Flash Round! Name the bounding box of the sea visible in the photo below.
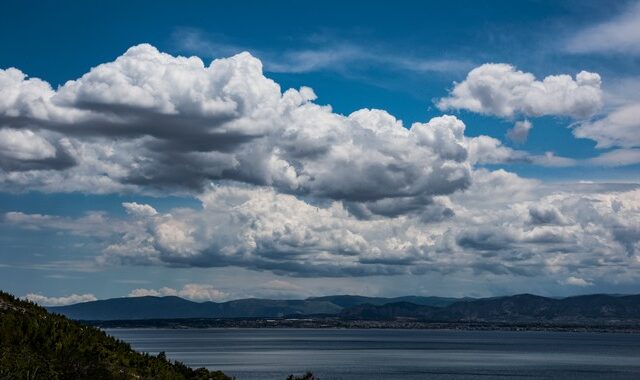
[106,328,640,379]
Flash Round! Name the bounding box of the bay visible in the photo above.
[106,328,640,379]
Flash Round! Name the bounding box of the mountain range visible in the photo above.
[48,295,459,320]
[340,294,640,323]
[48,293,640,323]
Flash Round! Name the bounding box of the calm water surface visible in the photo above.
[106,328,640,379]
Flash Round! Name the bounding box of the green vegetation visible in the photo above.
[286,372,317,380]
[0,291,231,380]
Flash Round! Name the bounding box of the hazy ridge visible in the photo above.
[48,293,640,324]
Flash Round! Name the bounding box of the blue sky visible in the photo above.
[1,0,640,305]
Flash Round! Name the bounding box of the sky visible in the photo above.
[1,0,640,305]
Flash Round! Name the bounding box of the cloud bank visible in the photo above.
[0,44,474,217]
[1,44,638,287]
[7,175,639,285]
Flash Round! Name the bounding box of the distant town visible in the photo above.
[91,316,640,333]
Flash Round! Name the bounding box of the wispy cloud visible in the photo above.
[16,260,102,273]
[565,1,640,55]
[172,28,474,75]
[113,279,151,285]
[586,149,640,167]
[45,274,82,280]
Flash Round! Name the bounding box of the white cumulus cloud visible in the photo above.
[0,44,472,213]
[24,293,97,306]
[437,63,602,119]
[506,120,533,144]
[0,129,56,160]
[128,283,228,301]
[7,175,640,285]
[123,202,158,217]
[561,276,593,287]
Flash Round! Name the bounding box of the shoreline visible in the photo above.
[89,318,640,333]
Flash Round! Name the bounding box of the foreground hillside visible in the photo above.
[0,291,230,380]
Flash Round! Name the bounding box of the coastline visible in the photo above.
[90,317,640,333]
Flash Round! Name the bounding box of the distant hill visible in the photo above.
[339,302,439,320]
[49,296,342,320]
[433,293,640,322]
[308,295,463,308]
[48,294,462,320]
[47,293,640,324]
[0,291,230,380]
[340,294,640,323]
